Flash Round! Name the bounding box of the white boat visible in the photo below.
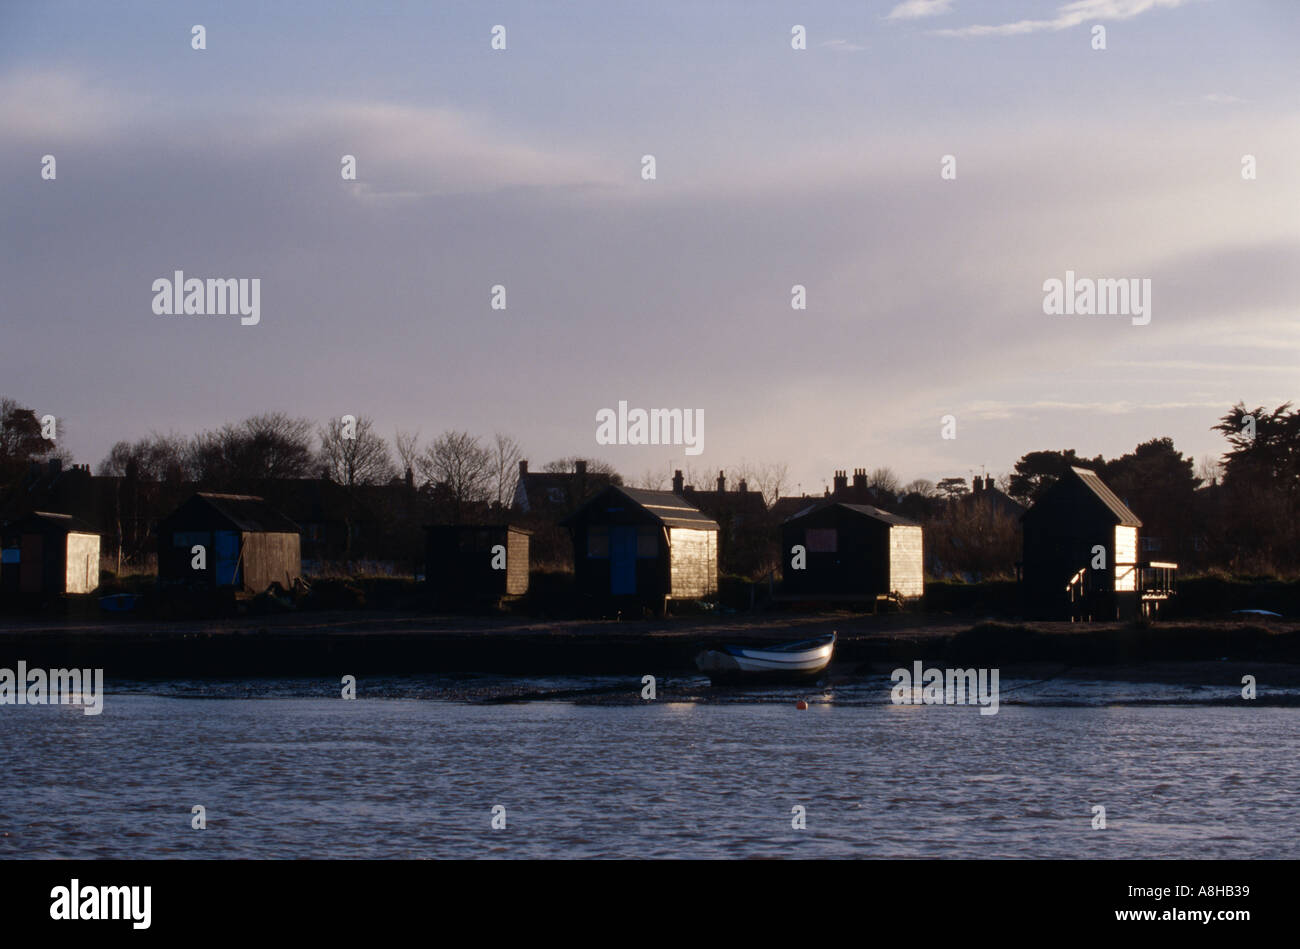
[695,632,836,684]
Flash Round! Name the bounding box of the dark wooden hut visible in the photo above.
[562,485,719,612]
[1020,466,1176,620]
[780,502,924,603]
[425,524,530,600]
[157,492,301,594]
[0,511,101,596]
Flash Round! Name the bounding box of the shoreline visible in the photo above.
[2,611,1298,683]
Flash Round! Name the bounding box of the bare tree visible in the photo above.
[97,433,188,480]
[491,433,523,508]
[394,429,421,480]
[902,478,937,498]
[188,412,315,486]
[634,465,672,491]
[318,415,396,487]
[543,457,621,482]
[733,461,788,508]
[418,430,493,519]
[868,467,900,495]
[1196,454,1223,487]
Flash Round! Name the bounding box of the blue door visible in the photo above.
[214,531,241,587]
[610,526,637,595]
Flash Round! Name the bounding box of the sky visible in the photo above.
[2,0,1297,495]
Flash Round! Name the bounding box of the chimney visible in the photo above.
[972,476,982,495]
[833,470,848,495]
[672,470,684,494]
[405,466,414,490]
[574,460,587,477]
[518,459,528,478]
[985,475,994,493]
[852,468,867,492]
[716,470,726,493]
[738,479,748,493]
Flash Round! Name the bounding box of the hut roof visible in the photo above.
[784,501,919,527]
[564,485,720,530]
[18,511,100,534]
[423,523,532,534]
[184,493,301,533]
[1069,467,1142,527]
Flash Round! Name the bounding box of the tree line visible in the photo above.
[1,397,1297,577]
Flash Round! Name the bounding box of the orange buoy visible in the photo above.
[795,700,808,710]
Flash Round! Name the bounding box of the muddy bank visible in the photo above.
[2,611,1298,679]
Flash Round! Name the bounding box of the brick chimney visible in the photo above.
[518,459,528,478]
[737,479,748,493]
[972,475,982,495]
[716,470,726,493]
[985,475,994,492]
[574,460,586,477]
[672,469,684,494]
[852,468,867,492]
[832,469,848,495]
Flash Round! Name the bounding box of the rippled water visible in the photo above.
[2,676,1296,858]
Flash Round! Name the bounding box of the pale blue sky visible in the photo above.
[2,0,1297,491]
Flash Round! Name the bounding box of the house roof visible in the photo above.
[784,501,919,527]
[1069,467,1142,527]
[514,469,614,517]
[186,492,301,533]
[564,485,720,530]
[679,487,768,518]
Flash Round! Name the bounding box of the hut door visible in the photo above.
[609,526,637,595]
[19,534,42,593]
[214,531,241,587]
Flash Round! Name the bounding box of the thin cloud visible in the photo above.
[934,0,1198,38]
[886,0,955,20]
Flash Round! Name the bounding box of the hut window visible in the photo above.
[636,527,659,558]
[588,526,609,557]
[805,528,837,553]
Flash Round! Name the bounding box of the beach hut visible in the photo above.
[562,485,719,611]
[157,492,301,594]
[0,512,100,596]
[1020,466,1174,620]
[425,524,530,600]
[780,502,924,603]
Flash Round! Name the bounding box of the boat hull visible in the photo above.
[695,634,836,685]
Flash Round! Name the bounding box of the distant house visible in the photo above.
[780,502,924,602]
[673,470,769,576]
[0,512,101,596]
[425,524,530,600]
[563,485,719,611]
[962,475,1026,519]
[157,493,301,594]
[512,460,614,521]
[1021,467,1176,620]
